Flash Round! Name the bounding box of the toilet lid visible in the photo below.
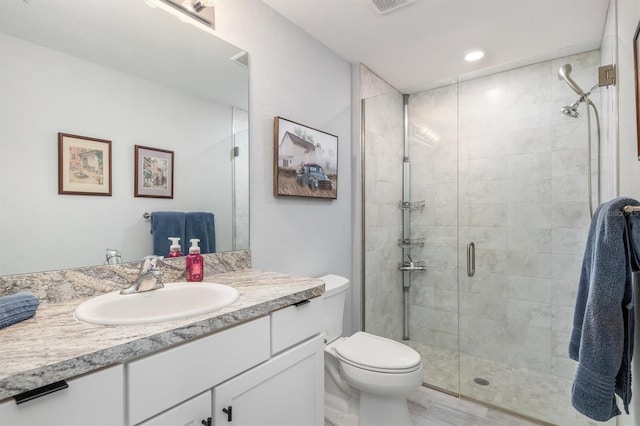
[334,332,421,373]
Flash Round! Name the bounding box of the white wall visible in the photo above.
[619,0,640,198]
[212,1,353,329]
[0,34,236,274]
[616,1,640,424]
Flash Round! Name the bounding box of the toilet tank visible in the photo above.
[319,274,349,343]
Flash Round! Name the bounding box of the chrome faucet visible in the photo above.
[104,248,122,265]
[120,255,164,295]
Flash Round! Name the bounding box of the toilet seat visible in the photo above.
[334,332,422,374]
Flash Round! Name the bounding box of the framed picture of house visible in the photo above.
[58,132,112,196]
[134,145,174,198]
[273,116,338,199]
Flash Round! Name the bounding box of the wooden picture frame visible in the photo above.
[58,132,112,196]
[134,145,174,198]
[273,116,338,199]
[634,20,640,160]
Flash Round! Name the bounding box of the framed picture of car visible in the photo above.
[134,145,174,198]
[273,116,338,199]
[58,132,112,196]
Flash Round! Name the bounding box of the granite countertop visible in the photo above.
[0,269,324,401]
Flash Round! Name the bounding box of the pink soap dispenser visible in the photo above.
[167,237,183,258]
[186,239,204,282]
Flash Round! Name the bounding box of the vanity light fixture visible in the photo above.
[145,0,215,30]
[464,50,485,62]
[186,0,206,13]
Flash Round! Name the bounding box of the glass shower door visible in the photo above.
[455,53,600,425]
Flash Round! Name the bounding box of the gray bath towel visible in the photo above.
[570,197,640,421]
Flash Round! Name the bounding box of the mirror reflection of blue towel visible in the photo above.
[150,211,186,256]
[0,291,40,329]
[150,211,215,255]
[186,212,215,254]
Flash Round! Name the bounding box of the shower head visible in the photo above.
[558,64,588,98]
[558,83,599,118]
[560,101,581,118]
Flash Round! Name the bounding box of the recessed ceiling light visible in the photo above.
[465,50,485,62]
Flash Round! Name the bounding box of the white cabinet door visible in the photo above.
[0,364,124,426]
[213,335,324,426]
[128,316,270,425]
[137,391,211,426]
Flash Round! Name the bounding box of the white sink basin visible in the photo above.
[74,282,239,326]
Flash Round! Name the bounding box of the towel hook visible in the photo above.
[143,212,151,219]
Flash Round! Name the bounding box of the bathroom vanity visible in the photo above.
[0,258,325,426]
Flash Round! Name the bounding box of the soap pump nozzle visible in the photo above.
[167,237,182,257]
[189,238,201,254]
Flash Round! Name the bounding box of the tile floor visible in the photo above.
[408,386,544,426]
[404,340,612,426]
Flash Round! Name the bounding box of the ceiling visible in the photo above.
[262,0,611,93]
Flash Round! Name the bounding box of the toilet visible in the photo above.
[320,274,423,426]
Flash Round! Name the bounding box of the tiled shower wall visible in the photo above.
[408,49,600,382]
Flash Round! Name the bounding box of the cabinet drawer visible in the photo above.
[137,390,211,426]
[0,364,124,426]
[127,316,270,425]
[271,296,323,355]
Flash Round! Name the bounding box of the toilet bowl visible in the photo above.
[320,275,423,426]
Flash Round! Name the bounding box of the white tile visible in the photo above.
[552,149,588,177]
[468,203,508,227]
[507,251,552,278]
[552,227,588,255]
[507,299,552,328]
[507,178,552,203]
[508,275,552,304]
[508,152,551,180]
[507,203,552,228]
[508,227,552,253]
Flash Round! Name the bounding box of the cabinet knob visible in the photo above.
[201,417,212,426]
[223,405,233,422]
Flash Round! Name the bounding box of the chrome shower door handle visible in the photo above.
[467,242,475,277]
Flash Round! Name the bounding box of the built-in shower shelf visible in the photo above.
[398,200,425,211]
[398,238,425,248]
[398,260,426,271]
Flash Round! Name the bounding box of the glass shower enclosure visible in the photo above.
[362,46,613,426]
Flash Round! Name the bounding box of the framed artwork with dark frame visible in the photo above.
[634,20,640,160]
[134,145,174,198]
[58,132,112,196]
[273,116,338,199]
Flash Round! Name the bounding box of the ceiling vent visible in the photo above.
[364,0,415,15]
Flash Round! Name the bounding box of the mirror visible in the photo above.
[0,0,249,275]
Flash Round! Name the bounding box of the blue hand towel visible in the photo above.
[185,212,215,254]
[150,211,186,256]
[0,291,40,329]
[570,197,640,421]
